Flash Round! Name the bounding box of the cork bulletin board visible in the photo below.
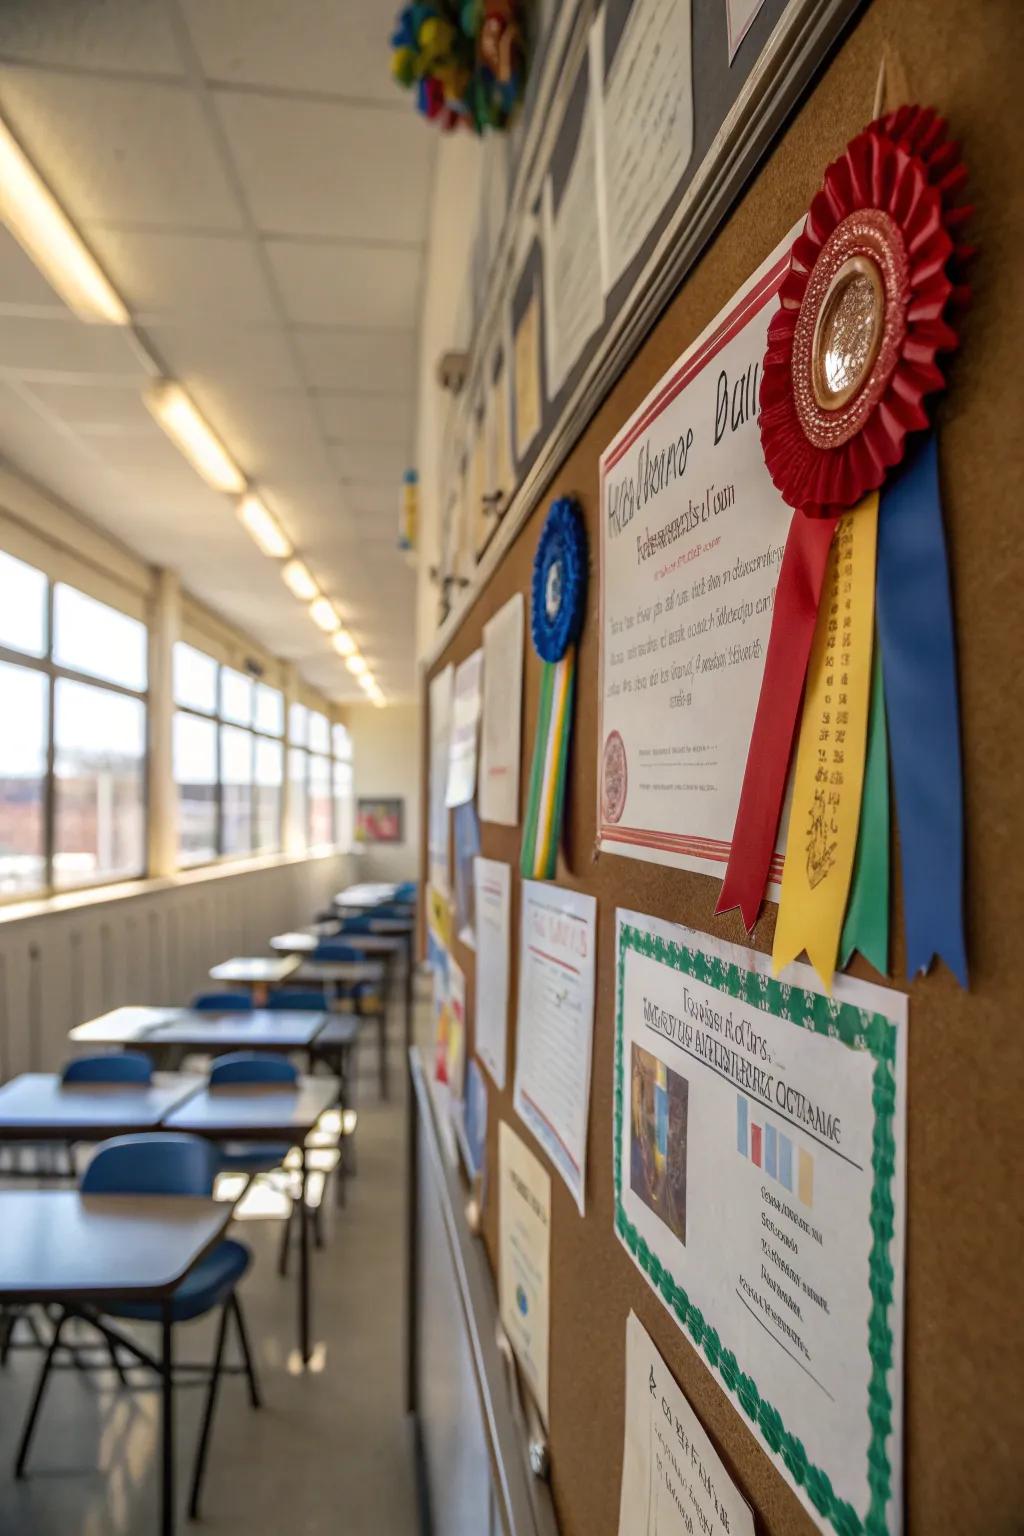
[419,2,1024,1532]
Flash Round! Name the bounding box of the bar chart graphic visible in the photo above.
[736,1093,813,1207]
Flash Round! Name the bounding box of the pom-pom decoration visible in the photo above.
[389,1,525,133]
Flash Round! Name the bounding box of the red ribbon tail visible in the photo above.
[716,511,839,930]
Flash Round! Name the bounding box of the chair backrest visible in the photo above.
[267,991,326,1012]
[313,941,361,962]
[81,1132,218,1196]
[63,1051,153,1085]
[337,915,372,934]
[209,1052,297,1086]
[192,992,253,1012]
[395,881,417,904]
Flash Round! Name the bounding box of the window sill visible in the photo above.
[0,846,351,928]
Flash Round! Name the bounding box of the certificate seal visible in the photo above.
[602,730,628,824]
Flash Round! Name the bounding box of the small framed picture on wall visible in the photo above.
[356,797,405,845]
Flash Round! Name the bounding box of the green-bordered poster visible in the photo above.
[613,909,907,1536]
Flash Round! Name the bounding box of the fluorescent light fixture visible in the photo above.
[357,671,376,693]
[331,628,357,659]
[309,596,340,633]
[0,116,128,324]
[372,695,387,709]
[345,653,368,677]
[281,559,319,603]
[237,494,292,559]
[145,382,245,493]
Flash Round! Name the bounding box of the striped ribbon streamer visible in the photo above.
[520,649,576,880]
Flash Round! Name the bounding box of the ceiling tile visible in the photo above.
[185,382,334,483]
[344,484,397,517]
[317,391,414,446]
[20,380,154,433]
[0,313,150,377]
[294,328,417,393]
[86,229,280,323]
[0,69,244,230]
[215,91,433,243]
[143,322,301,392]
[179,0,395,101]
[0,226,74,310]
[0,0,184,76]
[269,241,422,329]
[331,441,409,484]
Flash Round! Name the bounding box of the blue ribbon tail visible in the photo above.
[876,434,968,987]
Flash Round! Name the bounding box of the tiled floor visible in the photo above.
[0,1025,419,1536]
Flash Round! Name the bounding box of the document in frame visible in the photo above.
[613,908,907,1536]
[591,0,694,294]
[428,664,453,893]
[513,880,597,1215]
[473,856,511,1088]
[618,1311,754,1536]
[596,229,802,890]
[542,63,604,397]
[479,592,525,826]
[446,647,484,808]
[498,1120,551,1425]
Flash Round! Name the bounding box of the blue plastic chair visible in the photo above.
[267,991,326,1012]
[395,881,417,903]
[192,992,252,1012]
[209,1052,296,1174]
[15,1133,259,1519]
[312,941,362,962]
[62,1051,153,1084]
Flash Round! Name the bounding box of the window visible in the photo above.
[288,746,308,851]
[173,642,217,714]
[308,710,330,754]
[0,661,48,894]
[172,642,286,864]
[254,737,283,852]
[54,680,146,889]
[309,753,333,846]
[221,725,253,856]
[333,724,354,852]
[289,701,307,746]
[0,552,47,658]
[0,554,148,899]
[53,584,147,691]
[174,711,217,866]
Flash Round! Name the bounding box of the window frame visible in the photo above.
[0,572,150,903]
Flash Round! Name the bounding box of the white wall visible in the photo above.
[349,702,421,884]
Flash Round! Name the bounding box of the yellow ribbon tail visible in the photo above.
[773,495,879,993]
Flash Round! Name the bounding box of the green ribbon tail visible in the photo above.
[840,641,890,974]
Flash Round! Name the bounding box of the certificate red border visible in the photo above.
[597,248,790,882]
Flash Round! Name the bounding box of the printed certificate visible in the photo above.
[597,232,799,887]
[614,909,907,1536]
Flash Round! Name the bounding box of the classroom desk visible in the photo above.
[207,954,300,1004]
[70,1006,181,1045]
[292,958,388,1097]
[0,1188,230,1536]
[0,1073,201,1145]
[164,1078,337,1365]
[333,882,398,909]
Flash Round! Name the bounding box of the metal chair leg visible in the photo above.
[0,1307,14,1366]
[187,1302,230,1521]
[106,1333,128,1386]
[230,1293,261,1410]
[15,1309,66,1477]
[277,1203,293,1278]
[312,1197,324,1250]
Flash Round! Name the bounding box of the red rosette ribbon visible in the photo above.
[717,106,969,931]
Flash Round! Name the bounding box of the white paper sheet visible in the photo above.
[473,857,511,1089]
[479,593,525,826]
[513,881,597,1214]
[499,1120,551,1425]
[597,229,802,889]
[613,909,907,1536]
[725,0,768,61]
[542,67,603,396]
[445,648,484,809]
[618,1311,755,1536]
[592,0,694,294]
[428,665,453,893]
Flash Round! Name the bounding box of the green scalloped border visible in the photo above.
[613,921,898,1536]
